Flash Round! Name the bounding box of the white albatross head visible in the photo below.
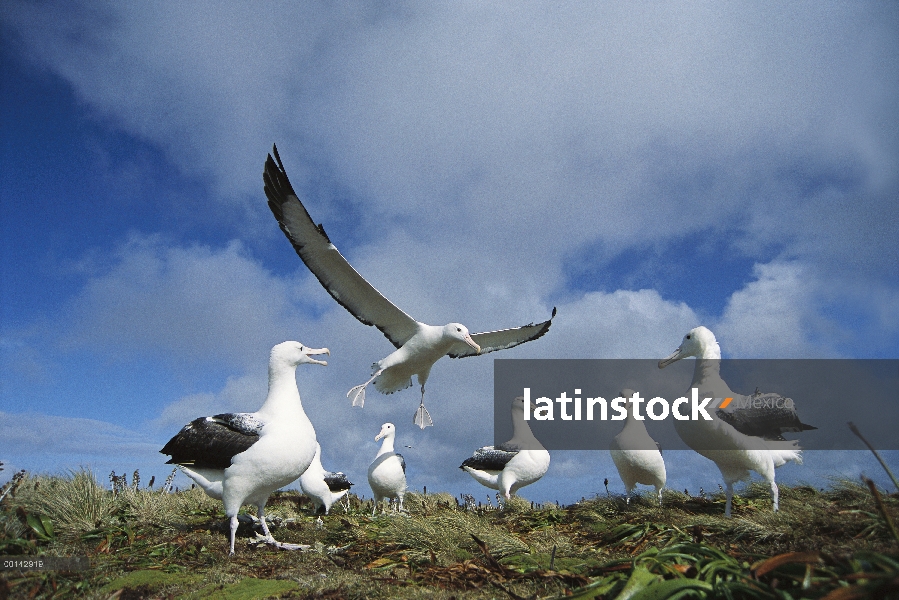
[619,389,638,416]
[444,323,481,353]
[658,326,719,368]
[511,396,526,413]
[270,340,330,369]
[375,422,396,442]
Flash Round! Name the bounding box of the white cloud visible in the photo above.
[541,289,698,358]
[151,373,267,432]
[60,235,311,371]
[715,261,827,358]
[711,260,899,358]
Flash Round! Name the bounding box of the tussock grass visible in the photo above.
[15,470,119,539]
[376,502,529,564]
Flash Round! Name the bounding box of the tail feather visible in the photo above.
[772,449,802,467]
[178,465,224,499]
[374,371,413,395]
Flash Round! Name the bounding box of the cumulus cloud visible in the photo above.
[715,261,830,358]
[60,234,312,371]
[151,373,268,432]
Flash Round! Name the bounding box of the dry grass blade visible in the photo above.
[864,477,899,543]
[751,551,822,578]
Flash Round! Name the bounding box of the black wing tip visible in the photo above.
[263,143,297,200]
[270,144,287,177]
[450,306,557,358]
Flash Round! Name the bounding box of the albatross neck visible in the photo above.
[377,435,396,456]
[690,341,722,388]
[257,364,303,419]
[510,407,541,446]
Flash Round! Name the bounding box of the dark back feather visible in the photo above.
[324,472,354,492]
[717,393,817,440]
[460,446,518,471]
[160,414,262,470]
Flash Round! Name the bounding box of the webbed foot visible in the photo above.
[413,402,433,429]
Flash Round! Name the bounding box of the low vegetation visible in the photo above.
[1,469,897,599]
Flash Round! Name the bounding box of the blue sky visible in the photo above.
[1,2,897,504]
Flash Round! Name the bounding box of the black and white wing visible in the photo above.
[396,453,406,474]
[266,146,556,355]
[717,392,817,440]
[160,413,264,470]
[448,307,556,358]
[459,445,519,471]
[264,146,419,349]
[323,471,354,492]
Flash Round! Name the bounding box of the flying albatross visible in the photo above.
[609,389,666,506]
[160,341,329,554]
[460,396,550,502]
[263,145,556,428]
[658,326,813,516]
[299,442,354,515]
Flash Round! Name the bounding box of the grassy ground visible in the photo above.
[1,470,897,599]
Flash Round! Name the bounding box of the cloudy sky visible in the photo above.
[1,2,897,503]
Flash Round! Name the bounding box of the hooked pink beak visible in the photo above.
[658,346,683,369]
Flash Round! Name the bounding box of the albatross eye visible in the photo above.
[456,327,462,332]
[686,335,691,339]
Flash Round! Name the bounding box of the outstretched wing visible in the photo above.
[160,413,263,470]
[460,446,518,471]
[449,307,556,358]
[323,471,354,492]
[264,145,419,349]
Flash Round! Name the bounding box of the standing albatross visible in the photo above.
[658,326,812,516]
[160,341,329,554]
[300,442,354,515]
[609,389,666,506]
[263,145,556,428]
[368,423,407,515]
[460,396,550,502]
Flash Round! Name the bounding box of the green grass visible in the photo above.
[0,471,896,599]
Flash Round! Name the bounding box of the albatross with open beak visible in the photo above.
[160,341,329,554]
